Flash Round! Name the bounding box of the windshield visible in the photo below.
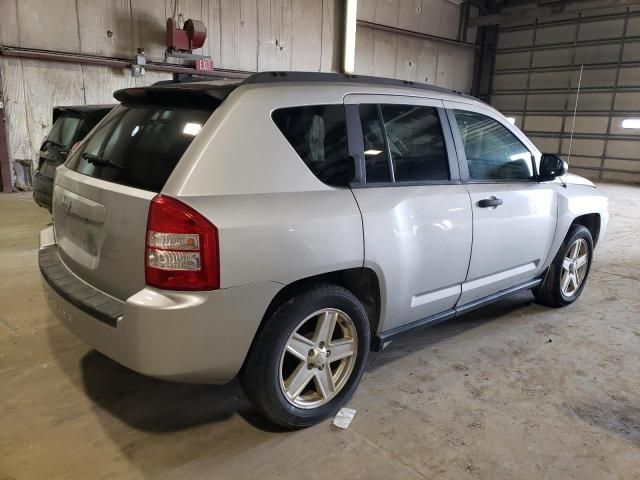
[66,103,214,192]
[46,114,83,149]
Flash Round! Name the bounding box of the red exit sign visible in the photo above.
[195,59,214,71]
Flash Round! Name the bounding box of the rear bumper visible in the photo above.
[39,227,282,383]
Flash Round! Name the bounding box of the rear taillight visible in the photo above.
[145,195,219,290]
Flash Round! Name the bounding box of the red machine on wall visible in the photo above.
[165,17,213,72]
[166,18,207,53]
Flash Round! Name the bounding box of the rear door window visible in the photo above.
[66,104,213,192]
[359,104,392,183]
[379,104,449,182]
[357,104,450,184]
[272,105,351,187]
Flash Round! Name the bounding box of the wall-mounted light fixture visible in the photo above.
[343,0,357,74]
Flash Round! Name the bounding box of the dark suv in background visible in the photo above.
[33,105,113,211]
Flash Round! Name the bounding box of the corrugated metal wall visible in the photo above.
[491,7,640,184]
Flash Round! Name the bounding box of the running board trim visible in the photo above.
[371,278,542,351]
[371,309,455,351]
[455,278,542,316]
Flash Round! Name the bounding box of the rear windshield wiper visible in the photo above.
[82,152,124,169]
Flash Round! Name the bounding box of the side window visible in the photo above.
[272,105,351,187]
[359,104,392,183]
[379,104,449,182]
[454,110,534,181]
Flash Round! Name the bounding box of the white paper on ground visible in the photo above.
[333,407,356,429]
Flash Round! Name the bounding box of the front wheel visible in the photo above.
[241,285,370,429]
[534,224,594,307]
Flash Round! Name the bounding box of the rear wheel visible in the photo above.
[534,224,593,307]
[241,284,370,428]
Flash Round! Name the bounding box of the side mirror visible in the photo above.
[539,153,568,181]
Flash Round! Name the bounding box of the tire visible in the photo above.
[533,224,594,308]
[241,284,370,429]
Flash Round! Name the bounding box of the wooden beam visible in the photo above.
[469,0,640,27]
[0,103,12,192]
[0,46,251,79]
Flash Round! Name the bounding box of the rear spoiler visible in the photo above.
[113,84,235,109]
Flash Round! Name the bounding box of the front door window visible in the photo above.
[454,110,534,181]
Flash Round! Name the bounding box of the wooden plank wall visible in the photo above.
[0,0,340,180]
[354,0,474,93]
[1,0,340,69]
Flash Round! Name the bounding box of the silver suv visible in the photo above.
[39,72,609,428]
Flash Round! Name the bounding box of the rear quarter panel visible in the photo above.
[180,191,364,288]
[164,84,364,288]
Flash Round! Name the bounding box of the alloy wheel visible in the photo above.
[278,308,358,409]
[561,238,589,297]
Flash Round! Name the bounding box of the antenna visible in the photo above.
[567,64,583,164]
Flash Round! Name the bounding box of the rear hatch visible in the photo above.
[53,85,232,300]
[37,111,84,179]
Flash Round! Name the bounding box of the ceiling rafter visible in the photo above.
[469,0,640,26]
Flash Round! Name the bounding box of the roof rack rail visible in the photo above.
[242,71,466,96]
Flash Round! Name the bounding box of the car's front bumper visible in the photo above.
[39,226,282,384]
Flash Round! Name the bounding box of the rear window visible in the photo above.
[66,103,213,192]
[272,105,351,187]
[47,114,83,149]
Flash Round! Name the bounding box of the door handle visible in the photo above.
[478,197,503,208]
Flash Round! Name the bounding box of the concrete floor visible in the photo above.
[0,183,639,480]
